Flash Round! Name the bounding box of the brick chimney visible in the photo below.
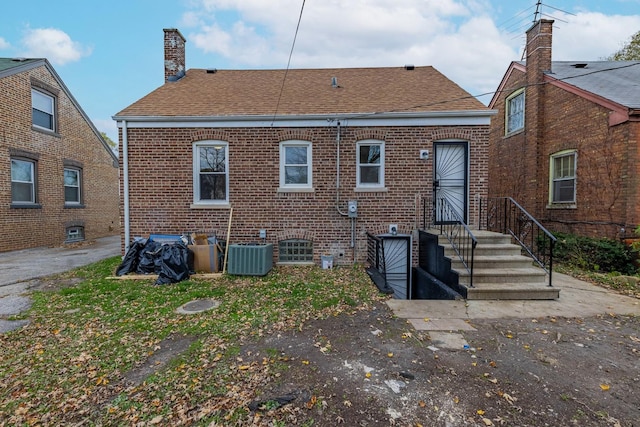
[164,28,186,83]
[525,19,553,85]
[524,19,554,220]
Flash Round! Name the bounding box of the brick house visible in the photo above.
[488,20,640,239]
[113,29,494,267]
[0,58,120,252]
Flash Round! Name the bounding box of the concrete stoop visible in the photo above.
[437,229,559,301]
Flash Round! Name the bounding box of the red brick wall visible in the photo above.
[489,67,638,239]
[0,64,120,252]
[120,124,489,264]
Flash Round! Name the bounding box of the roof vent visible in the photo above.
[404,64,415,70]
[206,68,217,74]
[572,63,588,69]
[331,76,338,88]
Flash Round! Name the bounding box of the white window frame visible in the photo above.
[356,140,385,189]
[279,140,313,191]
[549,150,577,205]
[11,158,36,204]
[32,89,56,132]
[193,141,229,205]
[64,167,82,205]
[505,89,525,135]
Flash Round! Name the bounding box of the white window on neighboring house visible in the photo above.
[505,89,525,134]
[279,141,312,190]
[32,89,56,131]
[550,150,577,204]
[11,158,36,204]
[193,141,229,204]
[357,140,384,188]
[64,168,82,205]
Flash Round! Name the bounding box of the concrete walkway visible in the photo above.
[388,272,640,329]
[0,236,121,333]
[0,235,120,290]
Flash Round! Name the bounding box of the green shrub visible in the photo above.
[552,232,636,275]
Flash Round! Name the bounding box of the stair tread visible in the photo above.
[450,255,533,261]
[455,267,547,276]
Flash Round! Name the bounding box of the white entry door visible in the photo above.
[433,142,468,224]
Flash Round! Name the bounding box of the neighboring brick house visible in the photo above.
[113,29,495,265]
[0,58,120,252]
[488,20,640,240]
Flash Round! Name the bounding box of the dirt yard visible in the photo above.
[238,301,639,426]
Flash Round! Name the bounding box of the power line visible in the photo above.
[339,62,640,122]
[271,0,306,126]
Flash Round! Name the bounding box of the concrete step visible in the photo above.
[464,282,560,300]
[455,267,547,285]
[444,243,523,257]
[450,255,535,270]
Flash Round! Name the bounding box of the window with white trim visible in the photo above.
[193,141,228,204]
[32,89,56,131]
[549,150,577,204]
[64,168,82,205]
[357,140,384,188]
[505,89,525,134]
[11,158,36,204]
[280,141,312,189]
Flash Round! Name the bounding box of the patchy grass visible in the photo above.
[0,257,385,426]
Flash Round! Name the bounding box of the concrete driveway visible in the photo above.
[0,235,121,332]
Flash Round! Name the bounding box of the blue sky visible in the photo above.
[1,0,639,143]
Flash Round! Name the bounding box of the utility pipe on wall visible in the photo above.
[335,120,348,217]
[122,121,130,254]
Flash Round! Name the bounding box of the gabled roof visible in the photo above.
[490,60,640,111]
[114,66,488,119]
[546,61,640,109]
[0,57,118,164]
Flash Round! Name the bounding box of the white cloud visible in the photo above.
[181,0,640,101]
[0,37,10,50]
[20,28,91,65]
[552,12,640,60]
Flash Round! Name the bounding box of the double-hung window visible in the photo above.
[280,141,312,190]
[193,141,228,204]
[32,89,56,131]
[357,140,384,188]
[64,168,82,205]
[505,89,525,134]
[11,159,36,204]
[550,150,577,204]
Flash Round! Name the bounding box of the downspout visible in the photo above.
[122,120,131,253]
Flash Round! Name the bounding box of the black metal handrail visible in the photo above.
[478,197,556,287]
[366,232,387,282]
[427,197,478,287]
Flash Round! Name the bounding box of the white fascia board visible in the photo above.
[113,110,496,129]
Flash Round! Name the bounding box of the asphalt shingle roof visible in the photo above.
[115,66,487,118]
[547,61,640,109]
[0,58,42,75]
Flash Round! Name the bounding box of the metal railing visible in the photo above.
[479,197,556,287]
[366,232,387,284]
[425,197,478,287]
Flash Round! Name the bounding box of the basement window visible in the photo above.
[278,239,313,263]
[66,226,85,243]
